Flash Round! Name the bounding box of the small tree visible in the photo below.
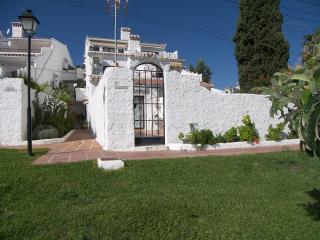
[189,59,213,83]
[188,64,195,72]
[234,0,289,92]
[257,28,320,157]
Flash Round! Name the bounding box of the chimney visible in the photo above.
[11,22,24,38]
[120,27,130,41]
[128,35,141,53]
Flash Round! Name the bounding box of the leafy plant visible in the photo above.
[19,74,42,92]
[199,129,216,147]
[178,124,218,150]
[237,115,260,142]
[224,127,239,143]
[214,133,226,144]
[178,132,185,142]
[256,36,320,156]
[265,123,285,141]
[32,87,75,138]
[33,125,59,140]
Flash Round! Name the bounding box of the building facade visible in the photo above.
[84,27,281,151]
[0,22,83,87]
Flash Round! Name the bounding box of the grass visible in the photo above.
[1,149,320,239]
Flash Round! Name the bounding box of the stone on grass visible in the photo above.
[97,158,124,170]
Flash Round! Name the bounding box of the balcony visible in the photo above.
[0,48,41,54]
[89,46,100,52]
[92,67,104,75]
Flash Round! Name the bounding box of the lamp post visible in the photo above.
[18,9,40,156]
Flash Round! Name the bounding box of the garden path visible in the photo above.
[32,129,299,165]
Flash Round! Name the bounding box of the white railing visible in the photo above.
[0,48,41,53]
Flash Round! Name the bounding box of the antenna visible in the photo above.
[105,0,129,67]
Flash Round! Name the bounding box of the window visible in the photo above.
[118,48,124,53]
[90,45,100,51]
[103,47,115,53]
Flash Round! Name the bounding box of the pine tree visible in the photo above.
[189,59,213,83]
[234,0,289,92]
[188,64,195,72]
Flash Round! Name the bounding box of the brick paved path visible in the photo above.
[32,129,299,165]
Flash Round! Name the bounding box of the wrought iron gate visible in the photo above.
[133,63,165,145]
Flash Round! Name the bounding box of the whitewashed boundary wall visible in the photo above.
[0,78,28,145]
[86,73,107,147]
[164,70,281,145]
[87,66,281,150]
[87,68,135,150]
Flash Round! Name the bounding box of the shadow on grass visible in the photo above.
[302,188,320,221]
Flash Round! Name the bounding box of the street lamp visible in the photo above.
[18,9,40,156]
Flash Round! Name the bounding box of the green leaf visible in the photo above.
[290,74,311,83]
[300,89,312,106]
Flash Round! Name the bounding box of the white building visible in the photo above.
[0,26,283,148]
[84,27,281,151]
[84,27,182,83]
[0,22,84,87]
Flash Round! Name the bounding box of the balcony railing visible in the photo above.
[0,48,42,53]
[92,68,104,75]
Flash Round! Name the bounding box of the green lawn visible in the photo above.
[1,149,320,240]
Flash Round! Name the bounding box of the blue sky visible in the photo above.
[1,0,319,89]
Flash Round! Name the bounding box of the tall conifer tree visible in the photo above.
[234,0,289,92]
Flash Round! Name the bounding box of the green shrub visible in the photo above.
[33,125,59,140]
[186,129,201,146]
[178,132,185,141]
[237,115,259,142]
[179,124,221,150]
[200,129,216,146]
[287,129,298,139]
[306,58,316,69]
[213,133,226,143]
[32,91,75,137]
[224,127,239,143]
[265,123,285,141]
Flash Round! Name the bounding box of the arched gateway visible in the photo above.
[133,63,165,146]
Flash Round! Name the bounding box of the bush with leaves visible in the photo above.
[224,127,239,143]
[33,125,59,140]
[178,124,223,150]
[214,133,226,144]
[237,115,260,142]
[265,123,285,141]
[256,31,320,156]
[32,85,75,138]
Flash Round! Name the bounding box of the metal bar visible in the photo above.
[157,74,159,136]
[151,69,154,137]
[27,35,33,156]
[144,70,147,137]
[139,71,142,136]
[162,71,165,139]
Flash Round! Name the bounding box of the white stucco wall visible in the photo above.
[32,39,74,85]
[85,56,281,150]
[104,68,135,150]
[0,78,27,145]
[87,68,135,150]
[15,39,75,86]
[86,74,107,146]
[75,88,87,102]
[164,70,280,144]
